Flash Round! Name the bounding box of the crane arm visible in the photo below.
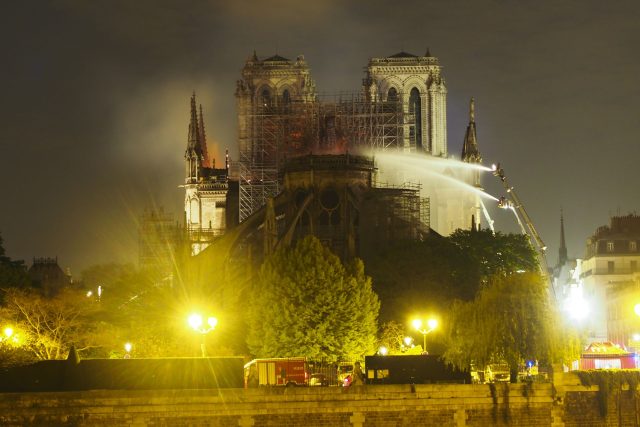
[493,163,555,299]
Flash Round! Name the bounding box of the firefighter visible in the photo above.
[351,361,365,385]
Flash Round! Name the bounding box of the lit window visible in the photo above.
[630,241,637,252]
[607,242,614,252]
[376,369,390,379]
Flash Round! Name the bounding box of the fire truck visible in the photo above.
[244,357,309,387]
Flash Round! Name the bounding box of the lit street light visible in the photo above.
[187,313,218,357]
[412,318,438,354]
[3,327,14,339]
[124,342,132,359]
[1,326,20,347]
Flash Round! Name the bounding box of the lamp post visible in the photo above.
[188,313,218,357]
[412,318,438,354]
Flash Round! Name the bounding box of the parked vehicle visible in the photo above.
[485,363,510,383]
[309,373,329,386]
[337,362,354,387]
[365,355,470,384]
[244,357,309,387]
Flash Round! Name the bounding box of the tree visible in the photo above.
[0,287,101,361]
[0,232,30,291]
[449,229,538,279]
[442,272,577,376]
[364,236,477,323]
[246,236,380,361]
[363,230,540,324]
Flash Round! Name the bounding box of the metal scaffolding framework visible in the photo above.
[372,182,429,236]
[238,93,412,222]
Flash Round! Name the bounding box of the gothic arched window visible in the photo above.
[409,87,422,150]
[260,87,272,107]
[387,87,398,102]
[282,89,291,104]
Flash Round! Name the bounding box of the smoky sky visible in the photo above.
[1,0,639,274]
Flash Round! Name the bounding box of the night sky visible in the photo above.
[1,0,639,275]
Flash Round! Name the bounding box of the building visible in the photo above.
[188,153,429,305]
[234,51,479,234]
[183,93,230,256]
[28,257,71,296]
[606,272,640,350]
[579,214,640,343]
[153,50,483,270]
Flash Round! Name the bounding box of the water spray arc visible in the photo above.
[479,199,495,233]
[375,152,499,202]
[374,151,500,234]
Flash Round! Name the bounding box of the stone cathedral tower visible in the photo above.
[364,50,447,156]
[235,52,317,221]
[184,93,228,256]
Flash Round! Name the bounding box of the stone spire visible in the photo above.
[187,92,201,156]
[198,104,211,168]
[558,209,568,267]
[185,92,202,182]
[461,98,481,163]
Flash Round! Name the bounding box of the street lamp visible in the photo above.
[412,318,438,354]
[1,326,20,346]
[124,342,132,359]
[188,313,218,357]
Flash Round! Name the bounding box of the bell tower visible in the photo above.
[364,49,447,156]
[235,52,317,222]
[183,93,228,256]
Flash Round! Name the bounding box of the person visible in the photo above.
[351,361,365,386]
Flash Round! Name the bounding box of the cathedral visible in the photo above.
[231,49,482,236]
[139,50,484,262]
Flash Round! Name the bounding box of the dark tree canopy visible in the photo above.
[448,229,539,278]
[363,230,539,323]
[246,236,379,361]
[0,232,30,290]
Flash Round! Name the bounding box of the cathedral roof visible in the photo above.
[388,51,418,58]
[263,54,290,62]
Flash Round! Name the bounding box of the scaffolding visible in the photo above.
[238,92,411,222]
[372,182,428,237]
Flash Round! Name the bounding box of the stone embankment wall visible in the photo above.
[0,372,638,426]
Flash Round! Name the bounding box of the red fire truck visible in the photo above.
[244,357,309,387]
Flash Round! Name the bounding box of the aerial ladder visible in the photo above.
[492,163,555,299]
